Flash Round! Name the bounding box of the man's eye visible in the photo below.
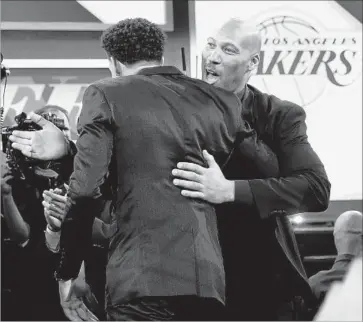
[207,42,216,49]
[224,47,236,54]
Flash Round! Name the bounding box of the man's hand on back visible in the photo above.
[172,150,235,204]
[9,112,70,160]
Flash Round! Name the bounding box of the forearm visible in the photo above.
[230,165,330,217]
[55,84,114,281]
[2,194,30,244]
[55,191,103,280]
[247,168,330,219]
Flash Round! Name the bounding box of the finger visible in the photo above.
[9,131,34,141]
[42,194,53,204]
[48,213,64,223]
[84,291,100,314]
[49,199,67,211]
[8,136,31,146]
[43,189,58,198]
[61,300,81,321]
[43,201,62,214]
[75,305,89,321]
[173,179,203,191]
[44,205,60,221]
[1,170,11,179]
[28,112,53,129]
[1,168,11,178]
[11,143,33,158]
[177,162,206,174]
[65,296,82,309]
[79,302,99,321]
[65,307,81,321]
[172,169,202,182]
[42,201,66,215]
[44,190,67,202]
[63,308,77,321]
[3,175,13,183]
[53,188,63,194]
[181,190,205,199]
[42,195,67,210]
[44,207,64,220]
[202,150,217,167]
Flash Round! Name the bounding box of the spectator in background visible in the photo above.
[314,256,362,321]
[1,105,73,321]
[34,105,71,139]
[309,210,363,304]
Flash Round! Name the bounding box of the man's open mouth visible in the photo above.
[205,69,219,77]
[205,68,220,84]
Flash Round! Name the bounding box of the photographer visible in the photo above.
[1,105,73,321]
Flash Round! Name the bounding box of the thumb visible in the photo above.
[28,112,55,129]
[202,150,217,167]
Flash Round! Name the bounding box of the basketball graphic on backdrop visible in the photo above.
[249,15,361,108]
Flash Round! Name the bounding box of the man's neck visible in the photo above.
[235,85,247,101]
[124,61,162,76]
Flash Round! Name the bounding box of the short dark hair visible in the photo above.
[34,105,70,122]
[101,18,166,65]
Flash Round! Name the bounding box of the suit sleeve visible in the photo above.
[55,84,114,280]
[234,105,331,219]
[233,122,280,205]
[236,121,280,178]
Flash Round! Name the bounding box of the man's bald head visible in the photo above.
[335,210,363,234]
[218,18,262,55]
[334,210,363,256]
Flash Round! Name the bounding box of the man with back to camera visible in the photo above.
[171,18,331,320]
[9,18,280,321]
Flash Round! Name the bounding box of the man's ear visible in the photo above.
[248,53,260,71]
[109,56,124,76]
[112,58,125,77]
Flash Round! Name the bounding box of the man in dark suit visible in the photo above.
[43,18,279,321]
[172,18,331,320]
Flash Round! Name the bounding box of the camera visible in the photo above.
[2,112,67,189]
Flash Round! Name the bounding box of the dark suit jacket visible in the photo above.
[218,85,331,320]
[55,66,264,308]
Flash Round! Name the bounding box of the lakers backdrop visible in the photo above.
[190,1,362,202]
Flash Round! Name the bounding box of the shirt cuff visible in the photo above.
[45,226,61,253]
[234,180,254,206]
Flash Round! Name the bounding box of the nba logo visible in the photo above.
[250,15,362,108]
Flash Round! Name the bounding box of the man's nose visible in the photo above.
[207,49,222,64]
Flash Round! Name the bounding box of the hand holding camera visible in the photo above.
[8,112,69,160]
[2,111,71,190]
